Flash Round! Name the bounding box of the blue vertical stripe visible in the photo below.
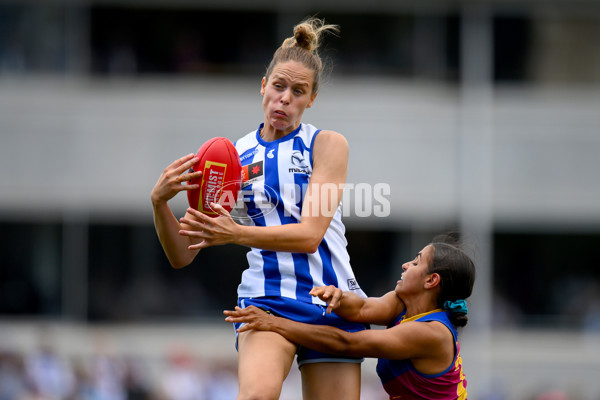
[261,250,281,296]
[239,143,263,226]
[319,239,338,287]
[292,253,312,302]
[290,136,314,300]
[241,183,256,221]
[308,129,321,166]
[292,136,311,214]
[262,143,285,295]
[242,183,266,226]
[263,145,282,215]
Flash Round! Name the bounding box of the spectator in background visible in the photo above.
[158,346,208,400]
[0,350,28,400]
[24,332,76,399]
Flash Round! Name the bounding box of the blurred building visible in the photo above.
[1,0,599,398]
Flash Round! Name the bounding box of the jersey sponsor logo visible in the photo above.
[291,150,308,168]
[241,160,264,188]
[288,167,308,173]
[240,148,259,161]
[289,150,309,174]
[236,160,280,222]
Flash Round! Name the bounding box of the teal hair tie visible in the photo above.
[444,299,468,314]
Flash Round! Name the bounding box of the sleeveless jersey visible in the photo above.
[233,123,365,304]
[376,310,468,400]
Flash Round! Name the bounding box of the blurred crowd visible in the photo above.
[0,344,238,400]
[0,332,591,400]
[0,343,589,400]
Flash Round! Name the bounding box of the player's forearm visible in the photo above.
[331,291,368,322]
[320,289,402,325]
[152,202,197,268]
[270,316,355,356]
[236,222,326,253]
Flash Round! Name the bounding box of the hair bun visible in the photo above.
[432,231,462,248]
[280,18,338,53]
[267,17,339,95]
[294,24,318,52]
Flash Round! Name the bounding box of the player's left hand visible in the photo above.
[224,306,275,333]
[179,203,240,249]
[310,285,343,314]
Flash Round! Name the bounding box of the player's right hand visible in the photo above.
[151,154,201,205]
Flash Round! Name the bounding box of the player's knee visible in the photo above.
[237,389,280,400]
[237,382,282,400]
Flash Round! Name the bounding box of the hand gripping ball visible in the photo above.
[187,137,242,217]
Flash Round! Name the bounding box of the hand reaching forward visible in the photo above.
[224,306,275,333]
[310,285,344,314]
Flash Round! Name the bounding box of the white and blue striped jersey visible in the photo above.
[233,123,366,305]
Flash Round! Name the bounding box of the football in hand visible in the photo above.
[187,137,242,217]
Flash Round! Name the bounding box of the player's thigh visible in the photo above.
[237,329,297,400]
[301,362,361,400]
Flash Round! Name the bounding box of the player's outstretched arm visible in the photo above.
[224,306,438,360]
[151,153,203,268]
[224,305,356,355]
[311,285,404,326]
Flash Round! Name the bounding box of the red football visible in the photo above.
[187,137,242,217]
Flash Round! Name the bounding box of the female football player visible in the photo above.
[151,17,368,400]
[225,234,476,400]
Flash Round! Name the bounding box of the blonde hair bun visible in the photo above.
[282,18,339,53]
[265,17,339,95]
